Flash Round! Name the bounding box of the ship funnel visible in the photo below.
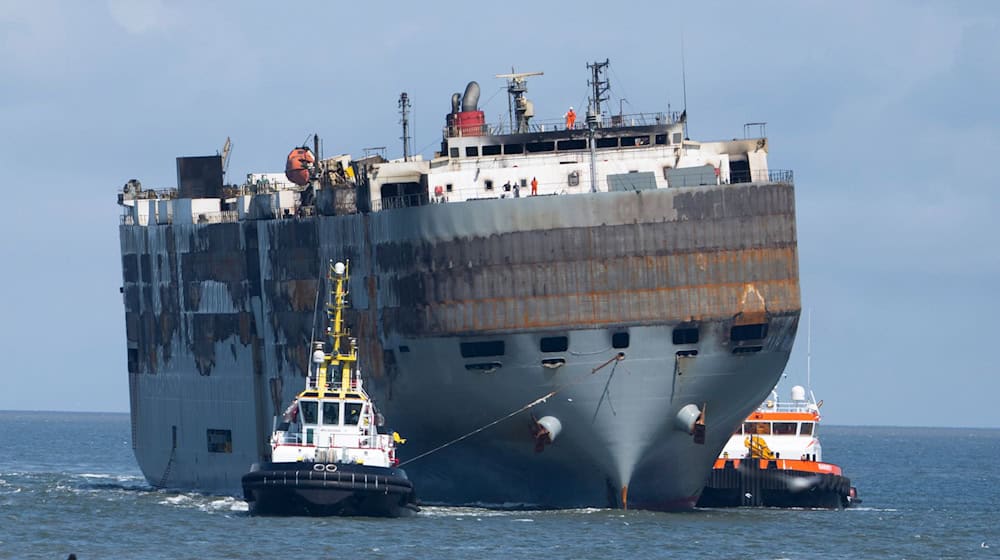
[461,81,480,112]
[791,385,806,401]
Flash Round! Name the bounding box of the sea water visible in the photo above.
[1,411,997,559]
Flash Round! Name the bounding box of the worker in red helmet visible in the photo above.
[565,107,576,129]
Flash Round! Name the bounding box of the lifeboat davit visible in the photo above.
[285,147,315,186]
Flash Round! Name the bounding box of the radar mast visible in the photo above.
[496,69,543,133]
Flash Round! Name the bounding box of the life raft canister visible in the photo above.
[285,147,315,186]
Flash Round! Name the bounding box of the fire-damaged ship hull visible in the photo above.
[118,63,800,510]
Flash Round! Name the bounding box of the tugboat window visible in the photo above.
[322,402,340,425]
[612,332,630,349]
[540,336,569,353]
[800,423,814,436]
[744,421,771,435]
[344,403,363,426]
[300,401,318,425]
[773,422,797,435]
[206,429,232,453]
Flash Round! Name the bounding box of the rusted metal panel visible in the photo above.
[118,180,799,389]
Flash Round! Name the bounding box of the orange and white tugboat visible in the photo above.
[697,383,859,509]
[241,261,418,517]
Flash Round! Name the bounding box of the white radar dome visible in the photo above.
[790,385,806,401]
[312,350,325,364]
[333,262,346,276]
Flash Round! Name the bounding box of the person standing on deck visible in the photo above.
[565,107,576,129]
[531,177,538,196]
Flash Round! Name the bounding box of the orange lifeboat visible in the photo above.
[285,147,315,186]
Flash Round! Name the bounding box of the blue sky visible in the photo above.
[1,1,997,427]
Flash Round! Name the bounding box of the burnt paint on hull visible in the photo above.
[119,183,801,509]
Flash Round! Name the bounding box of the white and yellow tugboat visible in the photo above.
[241,261,417,517]
[697,384,859,509]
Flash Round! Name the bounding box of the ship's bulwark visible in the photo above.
[120,183,800,508]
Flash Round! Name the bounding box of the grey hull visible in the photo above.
[120,183,800,509]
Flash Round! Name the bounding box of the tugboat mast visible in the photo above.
[314,260,358,398]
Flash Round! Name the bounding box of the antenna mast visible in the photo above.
[806,309,812,394]
[681,36,689,139]
[586,60,610,194]
[496,69,543,133]
[587,59,610,120]
[399,92,411,162]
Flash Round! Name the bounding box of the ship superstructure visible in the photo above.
[118,61,800,510]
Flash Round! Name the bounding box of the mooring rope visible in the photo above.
[397,352,625,467]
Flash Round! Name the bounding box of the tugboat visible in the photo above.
[697,384,860,509]
[241,261,418,517]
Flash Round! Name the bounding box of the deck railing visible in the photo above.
[730,169,794,185]
[445,111,683,137]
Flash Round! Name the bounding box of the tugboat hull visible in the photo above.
[242,463,418,517]
[697,459,854,509]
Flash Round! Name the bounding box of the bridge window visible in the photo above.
[300,401,318,425]
[557,139,587,151]
[526,141,555,153]
[596,137,618,149]
[465,146,479,157]
[449,147,459,158]
[344,403,362,426]
[482,145,501,156]
[800,422,814,436]
[503,143,523,154]
[655,134,667,145]
[322,402,340,425]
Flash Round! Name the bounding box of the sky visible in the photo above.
[1,1,997,427]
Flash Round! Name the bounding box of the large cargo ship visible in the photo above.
[118,61,800,510]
